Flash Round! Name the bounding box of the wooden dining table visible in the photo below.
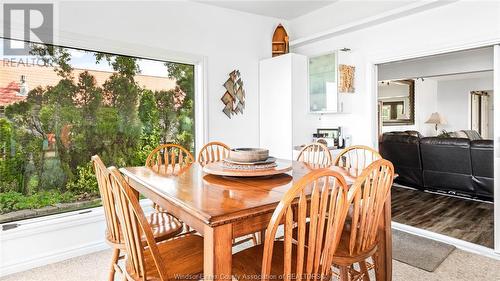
[120,159,392,281]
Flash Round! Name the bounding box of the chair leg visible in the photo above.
[359,261,370,281]
[339,265,349,281]
[109,248,120,281]
[373,253,383,281]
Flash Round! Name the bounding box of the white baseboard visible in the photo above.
[393,222,500,260]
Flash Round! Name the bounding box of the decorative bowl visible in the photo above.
[228,148,269,163]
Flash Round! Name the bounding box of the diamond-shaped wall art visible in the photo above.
[221,70,245,118]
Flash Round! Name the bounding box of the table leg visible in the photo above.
[204,223,233,281]
[258,229,266,245]
[375,193,392,281]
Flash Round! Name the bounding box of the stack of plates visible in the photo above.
[222,157,277,170]
[221,148,277,170]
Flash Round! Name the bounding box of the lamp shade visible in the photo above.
[425,112,447,125]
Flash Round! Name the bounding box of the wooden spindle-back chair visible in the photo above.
[146,144,194,212]
[332,159,394,281]
[333,145,382,176]
[92,155,122,246]
[232,169,352,280]
[197,141,230,166]
[92,155,183,281]
[92,155,124,281]
[108,167,203,281]
[145,144,194,175]
[296,142,333,166]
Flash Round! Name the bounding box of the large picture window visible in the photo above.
[0,38,195,222]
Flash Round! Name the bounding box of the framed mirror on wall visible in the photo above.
[308,52,338,113]
[378,79,415,125]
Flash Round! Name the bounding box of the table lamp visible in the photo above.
[425,112,447,133]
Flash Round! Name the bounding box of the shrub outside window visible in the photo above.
[0,39,195,223]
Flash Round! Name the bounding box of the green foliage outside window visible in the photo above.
[0,44,195,215]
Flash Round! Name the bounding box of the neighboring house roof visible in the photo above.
[0,81,24,107]
[0,64,177,107]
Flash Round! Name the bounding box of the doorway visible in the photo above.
[375,46,496,251]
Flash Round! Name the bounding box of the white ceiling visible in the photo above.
[195,1,337,20]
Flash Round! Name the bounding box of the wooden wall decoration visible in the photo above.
[339,64,355,93]
[221,70,245,118]
[272,24,289,57]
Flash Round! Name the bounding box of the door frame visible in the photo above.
[369,40,500,256]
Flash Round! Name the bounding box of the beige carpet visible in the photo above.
[2,247,500,281]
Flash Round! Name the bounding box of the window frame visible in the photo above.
[0,36,208,223]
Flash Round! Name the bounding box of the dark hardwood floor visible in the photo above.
[391,185,494,248]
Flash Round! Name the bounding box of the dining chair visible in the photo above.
[146,143,194,175]
[197,141,230,166]
[108,166,204,281]
[91,155,184,281]
[146,144,194,212]
[296,142,333,166]
[232,169,352,280]
[333,145,382,176]
[332,159,394,281]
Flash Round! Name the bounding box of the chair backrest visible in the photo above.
[347,159,394,255]
[91,155,121,245]
[296,142,333,166]
[261,169,351,280]
[108,167,169,281]
[333,145,382,176]
[145,144,194,175]
[197,141,230,166]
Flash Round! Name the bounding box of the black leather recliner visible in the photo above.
[380,133,423,189]
[470,140,494,198]
[420,137,475,194]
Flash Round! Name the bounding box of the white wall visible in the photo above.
[416,79,438,136]
[0,209,108,277]
[291,1,500,147]
[437,77,494,133]
[0,1,283,148]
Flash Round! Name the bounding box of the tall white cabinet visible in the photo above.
[259,53,308,160]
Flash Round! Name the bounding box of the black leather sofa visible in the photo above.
[380,131,493,200]
[471,140,494,198]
